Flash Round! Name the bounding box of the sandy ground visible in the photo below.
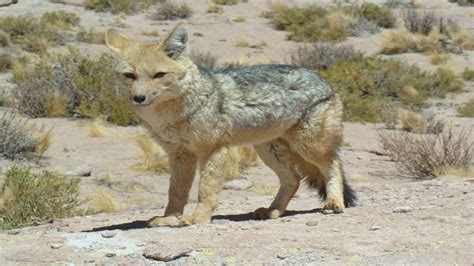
[0,0,473,264]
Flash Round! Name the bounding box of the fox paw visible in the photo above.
[322,198,344,214]
[147,216,180,227]
[254,207,284,219]
[174,214,210,227]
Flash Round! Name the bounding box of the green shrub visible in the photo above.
[59,48,137,126]
[0,165,81,229]
[457,99,474,117]
[0,30,10,47]
[0,53,14,72]
[321,56,464,122]
[84,0,158,14]
[359,3,396,28]
[462,68,474,81]
[448,0,474,6]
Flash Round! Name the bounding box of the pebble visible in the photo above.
[392,206,413,213]
[305,221,319,227]
[369,225,382,231]
[143,245,192,262]
[66,165,92,177]
[223,178,253,191]
[101,231,117,238]
[83,259,95,263]
[50,243,62,249]
[105,253,116,257]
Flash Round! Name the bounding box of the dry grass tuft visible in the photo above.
[400,109,427,133]
[140,29,160,37]
[429,51,451,65]
[91,189,120,213]
[213,0,239,5]
[207,4,224,14]
[233,16,246,22]
[252,182,278,196]
[378,125,473,178]
[457,98,474,117]
[88,118,108,137]
[34,130,52,160]
[402,85,419,99]
[131,134,169,173]
[380,30,423,54]
[235,38,249,47]
[153,1,193,20]
[47,93,69,117]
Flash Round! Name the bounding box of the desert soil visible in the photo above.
[0,0,473,264]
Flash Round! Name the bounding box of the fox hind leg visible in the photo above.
[253,139,300,219]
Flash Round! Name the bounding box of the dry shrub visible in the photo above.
[40,10,80,30]
[0,165,81,229]
[190,50,218,69]
[0,111,45,160]
[131,134,169,173]
[221,55,252,69]
[461,68,474,81]
[290,42,359,71]
[380,30,423,54]
[76,28,106,45]
[0,53,15,72]
[429,51,451,65]
[379,102,399,130]
[153,1,192,20]
[0,30,10,47]
[378,126,473,178]
[425,114,445,135]
[402,9,439,35]
[91,189,119,213]
[448,0,474,6]
[400,109,426,133]
[34,130,52,160]
[233,16,246,22]
[213,0,239,5]
[84,0,157,14]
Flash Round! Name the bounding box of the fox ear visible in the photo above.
[160,22,188,59]
[105,29,131,53]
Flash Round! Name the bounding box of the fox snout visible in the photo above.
[132,95,147,104]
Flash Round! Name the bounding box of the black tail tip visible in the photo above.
[344,182,357,207]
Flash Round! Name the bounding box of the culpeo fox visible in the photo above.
[105,22,356,227]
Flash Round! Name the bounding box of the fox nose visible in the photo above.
[133,95,146,104]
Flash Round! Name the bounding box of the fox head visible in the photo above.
[105,23,192,106]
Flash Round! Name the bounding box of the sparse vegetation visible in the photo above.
[40,10,80,30]
[457,98,474,117]
[84,0,158,14]
[378,126,473,178]
[269,3,394,43]
[91,189,120,213]
[0,53,15,72]
[212,0,240,5]
[152,1,192,20]
[88,118,108,137]
[76,28,106,44]
[131,134,169,173]
[0,30,10,47]
[400,109,427,133]
[0,165,81,229]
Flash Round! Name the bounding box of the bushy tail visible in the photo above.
[302,159,357,207]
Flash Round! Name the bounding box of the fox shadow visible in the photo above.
[83,208,322,232]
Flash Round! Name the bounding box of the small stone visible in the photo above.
[105,253,116,257]
[331,228,340,232]
[305,221,319,227]
[393,206,413,213]
[84,259,95,263]
[136,242,147,247]
[101,231,117,238]
[66,165,92,177]
[143,245,192,262]
[6,230,20,235]
[211,219,229,224]
[369,225,382,231]
[50,243,62,249]
[280,217,292,222]
[223,178,253,191]
[193,32,204,37]
[277,253,289,259]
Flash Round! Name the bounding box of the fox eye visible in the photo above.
[153,72,166,79]
[122,72,137,81]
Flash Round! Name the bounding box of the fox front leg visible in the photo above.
[176,147,228,227]
[147,149,197,227]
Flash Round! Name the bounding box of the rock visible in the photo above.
[392,206,413,213]
[193,32,204,37]
[83,259,95,263]
[50,243,62,249]
[105,253,116,257]
[280,217,292,222]
[101,231,117,238]
[277,253,289,259]
[66,165,92,176]
[305,221,319,227]
[223,179,253,191]
[369,225,382,231]
[143,245,192,262]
